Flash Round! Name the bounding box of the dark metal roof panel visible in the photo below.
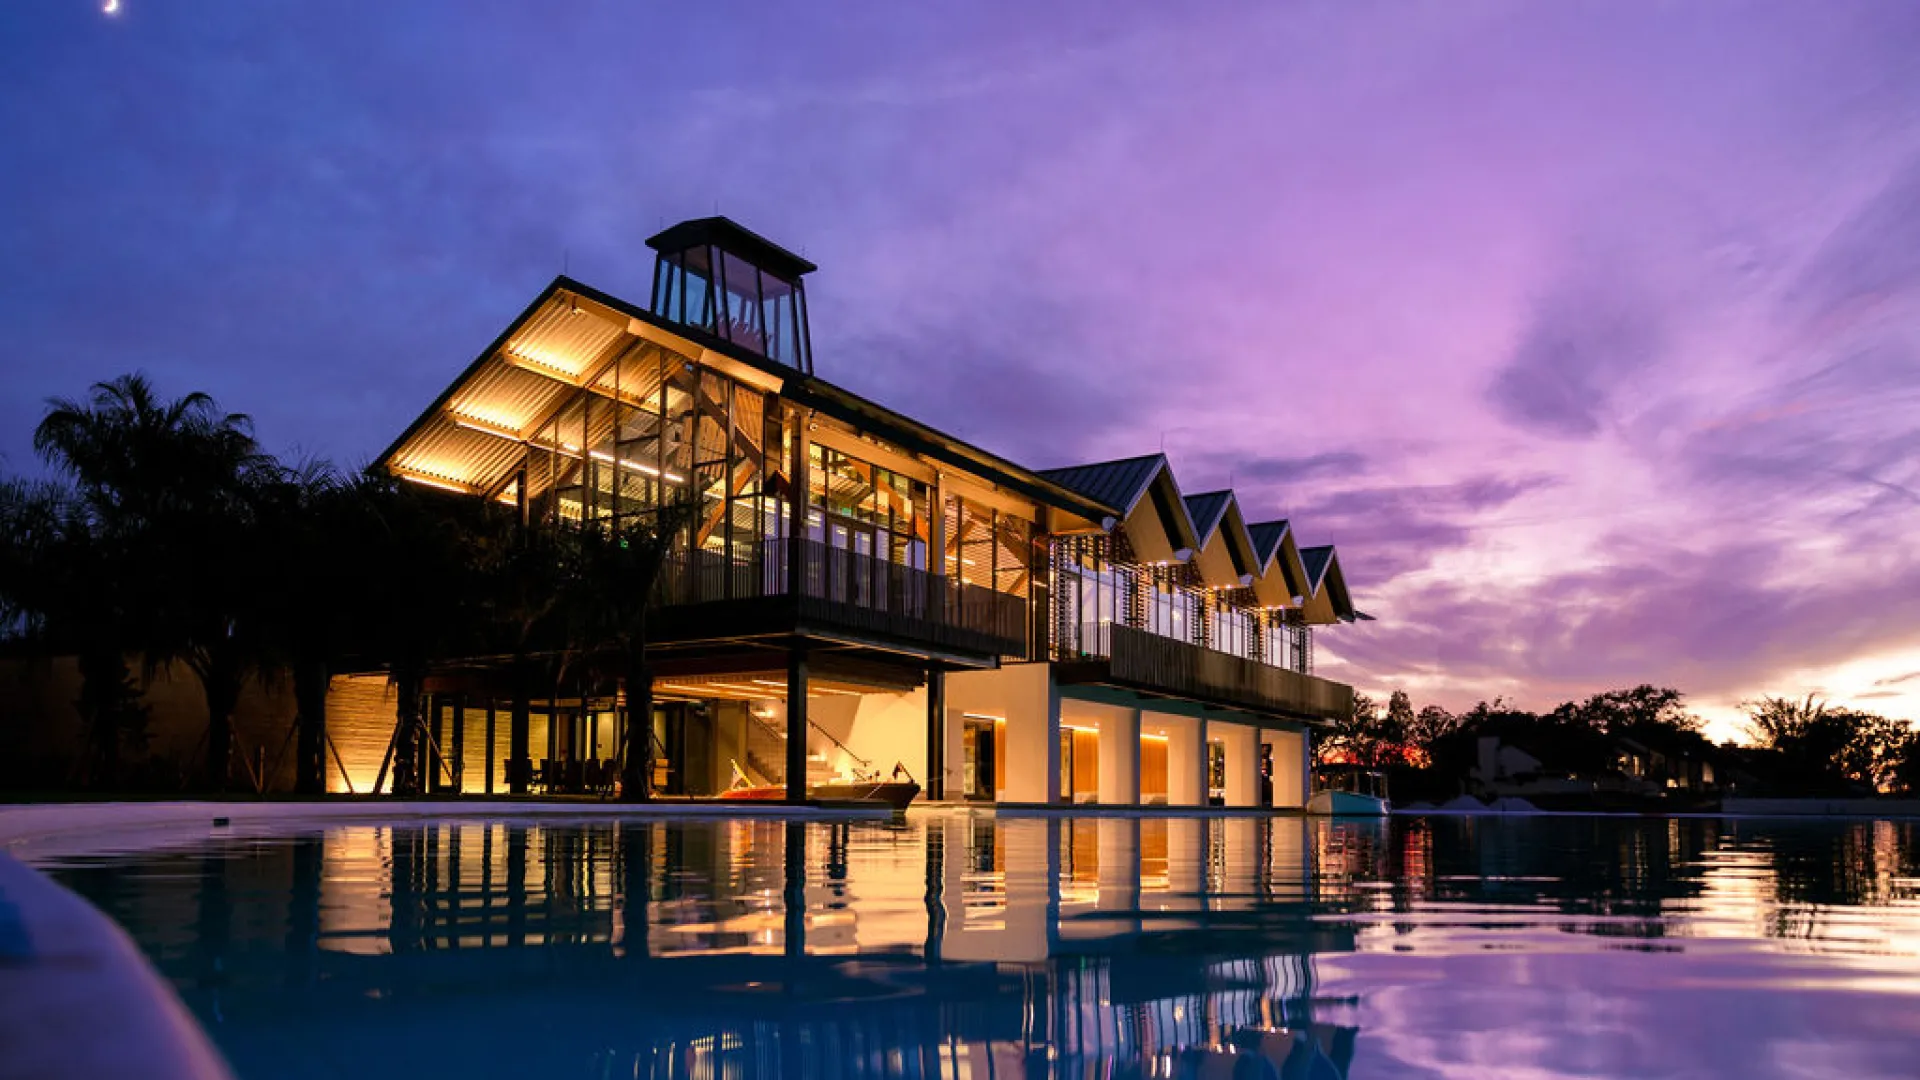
[644,216,818,278]
[1247,520,1291,564]
[1300,545,1335,594]
[1182,491,1233,543]
[1036,454,1167,516]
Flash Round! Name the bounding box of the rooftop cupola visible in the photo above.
[645,216,817,374]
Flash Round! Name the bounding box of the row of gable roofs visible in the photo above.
[1036,453,1366,625]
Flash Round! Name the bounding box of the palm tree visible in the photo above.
[0,478,152,786]
[32,374,276,790]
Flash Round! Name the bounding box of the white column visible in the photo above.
[1165,714,1208,807]
[1263,728,1309,809]
[999,666,1060,804]
[1220,722,1260,808]
[1097,707,1141,805]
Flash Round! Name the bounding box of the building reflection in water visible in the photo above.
[47,814,1920,1080]
[65,814,1359,1079]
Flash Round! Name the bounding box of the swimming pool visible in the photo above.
[34,813,1920,1078]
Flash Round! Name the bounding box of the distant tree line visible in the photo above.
[1317,683,1920,798]
[0,374,685,798]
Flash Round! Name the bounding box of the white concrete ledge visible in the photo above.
[0,798,887,861]
[0,853,234,1080]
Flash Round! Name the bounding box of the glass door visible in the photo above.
[962,718,996,801]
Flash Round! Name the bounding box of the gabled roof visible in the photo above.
[1299,544,1360,625]
[1301,545,1336,595]
[374,276,1115,527]
[1039,453,1200,562]
[1038,454,1166,517]
[1247,520,1290,564]
[1247,519,1311,608]
[1183,490,1260,586]
[1183,491,1232,542]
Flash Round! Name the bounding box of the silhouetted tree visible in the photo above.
[1407,704,1457,759]
[31,375,275,790]
[0,478,151,785]
[1317,691,1415,767]
[1743,695,1910,794]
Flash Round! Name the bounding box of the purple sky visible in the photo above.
[5,1,1919,738]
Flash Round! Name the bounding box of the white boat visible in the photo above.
[1306,765,1391,816]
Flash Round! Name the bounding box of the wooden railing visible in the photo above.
[1061,622,1351,722]
[653,537,1028,658]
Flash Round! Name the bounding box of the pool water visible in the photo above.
[36,813,1920,1079]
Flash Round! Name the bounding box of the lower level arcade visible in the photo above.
[318,660,1317,808]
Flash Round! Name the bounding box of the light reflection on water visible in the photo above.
[38,813,1920,1079]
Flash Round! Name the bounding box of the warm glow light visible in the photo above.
[587,448,685,483]
[103,0,120,12]
[450,413,524,441]
[397,471,469,495]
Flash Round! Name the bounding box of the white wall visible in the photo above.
[1216,722,1260,808]
[803,688,929,782]
[1264,728,1309,809]
[947,663,1058,804]
[1077,701,1140,806]
[1159,712,1208,807]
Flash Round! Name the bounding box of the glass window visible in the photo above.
[716,250,766,355]
[757,272,802,367]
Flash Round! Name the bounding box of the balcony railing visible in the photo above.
[1057,622,1351,722]
[652,537,1028,658]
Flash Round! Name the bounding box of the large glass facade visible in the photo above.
[1049,535,1308,673]
[526,344,784,565]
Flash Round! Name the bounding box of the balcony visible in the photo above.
[650,537,1028,661]
[1054,623,1351,723]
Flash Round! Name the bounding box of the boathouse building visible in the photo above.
[362,217,1363,806]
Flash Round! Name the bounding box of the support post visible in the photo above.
[509,663,531,796]
[786,651,809,802]
[484,702,497,795]
[928,471,947,621]
[925,669,946,800]
[623,668,653,802]
[450,693,465,794]
[1097,707,1141,806]
[786,404,809,596]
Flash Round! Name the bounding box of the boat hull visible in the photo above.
[1306,790,1391,817]
[717,781,920,811]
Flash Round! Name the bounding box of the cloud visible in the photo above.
[1286,473,1558,586]
[1230,451,1371,485]
[1487,260,1666,440]
[1329,534,1920,711]
[1787,152,1920,335]
[832,295,1143,467]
